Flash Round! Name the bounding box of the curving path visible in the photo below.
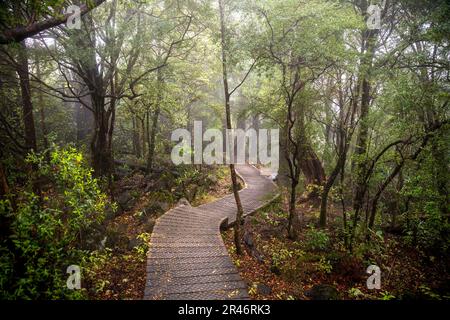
[143,165,278,300]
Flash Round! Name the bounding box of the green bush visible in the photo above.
[305,225,330,251]
[0,147,110,299]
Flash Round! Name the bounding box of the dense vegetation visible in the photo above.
[0,0,448,299]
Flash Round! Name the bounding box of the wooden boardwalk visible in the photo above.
[143,165,277,300]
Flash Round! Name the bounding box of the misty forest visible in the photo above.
[0,0,449,300]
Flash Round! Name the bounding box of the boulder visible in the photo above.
[257,284,272,296]
[128,236,144,250]
[143,217,156,233]
[243,232,254,248]
[177,197,191,207]
[305,284,339,300]
[117,191,133,211]
[251,249,265,264]
[270,265,281,275]
[104,227,129,249]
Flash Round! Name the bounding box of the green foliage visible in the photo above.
[379,291,396,301]
[305,225,330,251]
[263,237,304,276]
[418,285,442,300]
[133,232,151,263]
[0,0,66,29]
[348,287,365,299]
[400,143,450,254]
[316,256,333,274]
[0,147,111,299]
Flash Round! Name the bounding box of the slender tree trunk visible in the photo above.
[147,70,163,172]
[132,116,141,158]
[147,106,160,172]
[35,54,49,159]
[17,41,41,195]
[320,115,350,228]
[349,2,379,250]
[140,117,146,159]
[0,163,9,197]
[319,153,346,228]
[284,100,300,239]
[287,178,299,239]
[17,41,37,153]
[368,162,403,230]
[340,168,348,247]
[218,0,245,255]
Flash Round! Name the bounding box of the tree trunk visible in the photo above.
[219,0,245,255]
[17,40,41,195]
[147,106,160,172]
[17,41,37,153]
[75,97,94,143]
[299,144,326,187]
[140,117,146,159]
[284,101,301,239]
[91,96,112,177]
[132,116,141,158]
[0,163,9,197]
[147,70,163,172]
[35,54,49,157]
[319,153,345,228]
[287,178,299,239]
[349,2,379,250]
[319,94,352,228]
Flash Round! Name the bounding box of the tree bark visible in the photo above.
[319,151,347,228]
[0,163,9,197]
[218,0,245,255]
[0,0,106,44]
[147,70,163,172]
[132,116,141,158]
[349,0,380,250]
[35,53,49,157]
[90,95,113,177]
[17,41,37,153]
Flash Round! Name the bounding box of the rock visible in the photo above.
[141,204,160,217]
[117,191,133,211]
[141,202,169,221]
[251,249,265,264]
[177,197,191,207]
[243,232,254,248]
[158,201,170,212]
[257,284,272,296]
[128,237,144,250]
[270,265,281,275]
[81,222,107,250]
[143,217,156,233]
[305,284,339,300]
[104,228,129,249]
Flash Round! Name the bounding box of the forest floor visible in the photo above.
[222,198,450,300]
[86,166,448,300]
[86,166,233,299]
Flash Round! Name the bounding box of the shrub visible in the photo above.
[305,225,330,251]
[0,147,111,299]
